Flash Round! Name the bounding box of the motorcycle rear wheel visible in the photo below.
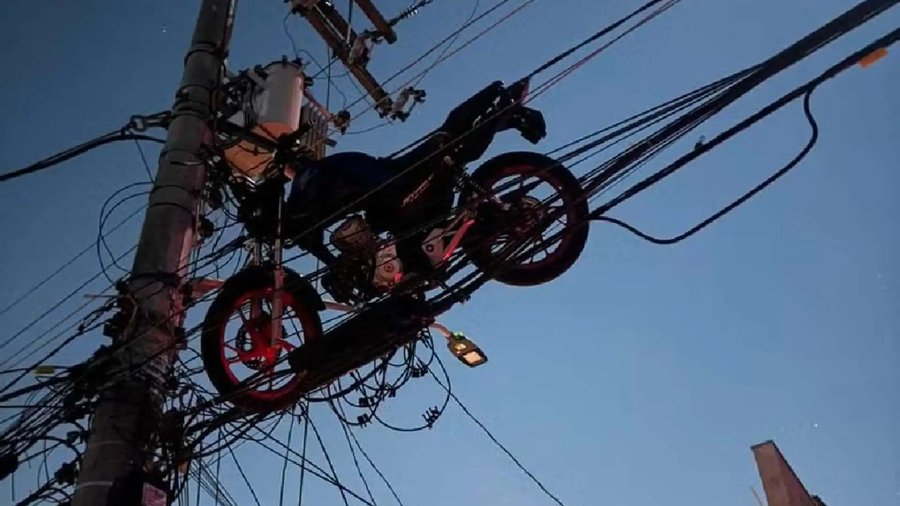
[460,151,589,286]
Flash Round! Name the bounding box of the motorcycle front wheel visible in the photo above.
[460,151,589,286]
[200,266,323,413]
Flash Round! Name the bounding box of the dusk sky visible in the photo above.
[1,1,897,505]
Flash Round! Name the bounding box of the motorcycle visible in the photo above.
[198,78,590,412]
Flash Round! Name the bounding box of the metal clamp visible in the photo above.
[127,111,172,132]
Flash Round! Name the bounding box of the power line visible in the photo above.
[227,445,263,506]
[0,132,164,184]
[335,406,378,506]
[308,414,351,506]
[409,0,480,88]
[526,0,684,102]
[596,89,819,245]
[0,211,136,319]
[379,0,516,89]
[427,367,567,506]
[296,408,310,506]
[247,424,374,505]
[133,139,156,181]
[591,25,900,218]
[524,0,671,80]
[4,3,894,504]
[339,405,406,506]
[278,408,298,506]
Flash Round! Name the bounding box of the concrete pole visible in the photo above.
[751,440,819,506]
[72,1,236,504]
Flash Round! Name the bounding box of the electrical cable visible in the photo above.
[592,27,899,217]
[246,424,374,505]
[2,228,244,396]
[0,183,205,378]
[427,365,567,506]
[0,301,110,394]
[547,66,758,162]
[596,89,819,244]
[0,280,223,458]
[12,3,892,502]
[322,0,523,120]
[0,133,164,184]
[337,402,405,506]
[278,407,297,506]
[0,193,142,319]
[270,0,680,265]
[296,407,309,506]
[388,0,436,27]
[227,445,263,506]
[334,406,378,506]
[409,0,480,89]
[379,0,515,89]
[525,0,683,103]
[307,414,351,506]
[477,21,899,290]
[97,189,152,282]
[0,240,130,358]
[134,139,156,181]
[524,0,670,81]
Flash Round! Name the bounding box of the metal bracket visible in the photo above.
[187,277,225,300]
[127,111,172,132]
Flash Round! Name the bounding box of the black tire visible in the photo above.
[201,266,323,413]
[460,151,589,286]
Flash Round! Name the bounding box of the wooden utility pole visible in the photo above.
[352,0,398,42]
[72,1,235,504]
[292,0,396,115]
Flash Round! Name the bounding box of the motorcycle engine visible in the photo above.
[330,215,376,253]
[326,216,404,296]
[372,244,403,290]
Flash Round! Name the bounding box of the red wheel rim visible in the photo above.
[216,287,313,403]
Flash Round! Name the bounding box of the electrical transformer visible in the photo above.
[224,60,305,179]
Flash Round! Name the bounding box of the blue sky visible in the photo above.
[0,1,897,505]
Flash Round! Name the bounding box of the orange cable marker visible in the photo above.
[859,47,888,68]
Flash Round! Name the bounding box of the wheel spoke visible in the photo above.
[538,238,556,259]
[249,298,263,320]
[543,205,570,228]
[275,339,295,351]
[267,367,275,391]
[235,307,250,325]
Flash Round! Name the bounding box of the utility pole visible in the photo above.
[72,0,235,504]
[290,0,398,116]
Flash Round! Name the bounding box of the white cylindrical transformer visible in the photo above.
[224,60,305,179]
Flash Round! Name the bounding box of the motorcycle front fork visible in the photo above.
[246,192,286,348]
[270,193,286,347]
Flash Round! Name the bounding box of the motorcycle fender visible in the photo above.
[282,267,325,312]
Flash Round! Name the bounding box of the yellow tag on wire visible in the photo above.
[33,365,56,376]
